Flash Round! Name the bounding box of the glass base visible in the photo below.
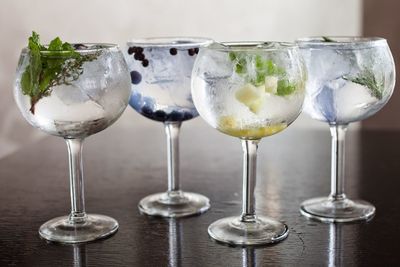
[39,214,119,244]
[300,197,375,223]
[138,191,210,218]
[208,216,289,246]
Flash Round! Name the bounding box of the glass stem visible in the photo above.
[329,124,348,200]
[66,138,87,223]
[240,139,260,222]
[164,122,182,196]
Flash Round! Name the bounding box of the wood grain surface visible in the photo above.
[0,118,399,266]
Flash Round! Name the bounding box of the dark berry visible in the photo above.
[154,110,167,121]
[168,111,184,121]
[188,49,195,56]
[134,53,145,61]
[131,46,141,53]
[194,48,199,54]
[130,71,142,84]
[128,47,135,55]
[129,93,141,110]
[183,112,194,120]
[142,59,149,67]
[141,106,154,116]
[169,48,178,55]
[73,44,88,50]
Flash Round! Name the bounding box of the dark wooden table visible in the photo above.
[1,113,399,266]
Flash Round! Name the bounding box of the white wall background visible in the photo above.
[0,0,362,158]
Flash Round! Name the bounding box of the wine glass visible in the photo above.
[296,37,395,222]
[14,43,131,243]
[191,41,306,245]
[124,37,213,218]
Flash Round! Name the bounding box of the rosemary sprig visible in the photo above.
[343,69,383,99]
[322,36,335,42]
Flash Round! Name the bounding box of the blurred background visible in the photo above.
[0,0,396,159]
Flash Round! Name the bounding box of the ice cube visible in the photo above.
[54,84,90,105]
[147,48,177,83]
[35,91,105,122]
[335,81,378,122]
[75,55,109,104]
[256,93,301,122]
[197,49,233,80]
[304,49,352,81]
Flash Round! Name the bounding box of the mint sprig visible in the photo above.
[343,69,383,100]
[277,79,296,96]
[21,31,100,114]
[229,52,297,96]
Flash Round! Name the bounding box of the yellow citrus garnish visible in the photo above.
[217,115,287,139]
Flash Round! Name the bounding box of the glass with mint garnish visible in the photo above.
[14,32,131,243]
[296,37,395,222]
[191,41,306,245]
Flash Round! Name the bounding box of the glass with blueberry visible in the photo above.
[124,37,213,217]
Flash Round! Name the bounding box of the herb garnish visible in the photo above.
[343,69,383,99]
[322,36,335,42]
[228,52,296,96]
[21,31,100,114]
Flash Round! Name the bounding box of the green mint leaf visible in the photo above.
[254,72,265,86]
[277,79,296,96]
[28,31,45,50]
[48,37,63,51]
[229,52,237,61]
[30,31,40,44]
[235,58,246,74]
[230,52,247,74]
[39,65,60,93]
[255,55,264,69]
[27,44,42,97]
[62,42,76,52]
[20,67,32,96]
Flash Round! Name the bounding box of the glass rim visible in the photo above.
[21,43,119,54]
[296,36,387,47]
[205,41,298,52]
[127,37,213,48]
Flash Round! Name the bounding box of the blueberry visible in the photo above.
[188,48,195,56]
[129,93,142,110]
[141,105,154,116]
[142,59,149,67]
[134,53,145,61]
[128,47,135,55]
[131,46,143,53]
[194,48,199,54]
[169,48,178,55]
[130,71,142,84]
[154,110,167,121]
[168,111,184,121]
[183,112,194,120]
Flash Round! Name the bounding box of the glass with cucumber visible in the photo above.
[191,41,306,245]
